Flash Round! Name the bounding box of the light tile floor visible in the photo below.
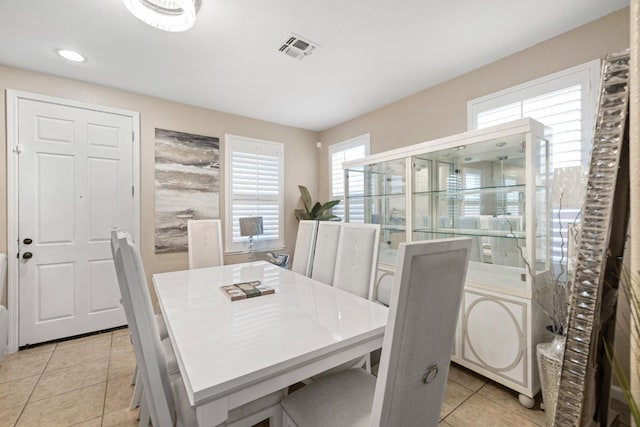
[0,328,630,427]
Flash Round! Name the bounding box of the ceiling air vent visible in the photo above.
[278,33,318,60]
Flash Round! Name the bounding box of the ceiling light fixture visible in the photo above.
[57,49,86,62]
[122,0,197,32]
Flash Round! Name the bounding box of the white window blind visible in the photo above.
[468,60,599,268]
[329,134,370,222]
[469,60,599,171]
[224,134,284,253]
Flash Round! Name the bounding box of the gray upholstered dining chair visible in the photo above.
[291,220,318,276]
[280,237,472,427]
[187,219,224,269]
[309,221,342,285]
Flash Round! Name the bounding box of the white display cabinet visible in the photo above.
[344,118,550,406]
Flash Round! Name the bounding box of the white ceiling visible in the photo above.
[0,0,629,131]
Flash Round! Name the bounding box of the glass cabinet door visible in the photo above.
[345,158,406,266]
[411,132,547,290]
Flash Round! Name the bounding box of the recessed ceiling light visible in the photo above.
[57,49,86,62]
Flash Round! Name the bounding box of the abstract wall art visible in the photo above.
[154,128,220,253]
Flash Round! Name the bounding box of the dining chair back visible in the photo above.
[310,222,342,285]
[332,223,380,300]
[371,237,471,425]
[291,220,318,276]
[0,253,6,298]
[280,238,471,427]
[111,229,176,426]
[188,219,224,269]
[0,253,7,360]
[488,216,525,267]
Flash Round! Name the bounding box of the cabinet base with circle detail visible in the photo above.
[451,286,549,407]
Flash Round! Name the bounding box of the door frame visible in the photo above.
[6,89,141,353]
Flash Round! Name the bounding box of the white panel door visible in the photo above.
[18,98,134,346]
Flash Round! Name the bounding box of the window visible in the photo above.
[225,134,284,253]
[329,134,370,221]
[468,60,599,170]
[468,60,600,267]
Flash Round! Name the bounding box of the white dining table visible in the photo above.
[152,261,389,427]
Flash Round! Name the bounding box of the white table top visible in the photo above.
[152,261,389,409]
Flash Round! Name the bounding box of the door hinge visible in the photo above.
[132,131,135,142]
[132,186,135,197]
[14,144,23,154]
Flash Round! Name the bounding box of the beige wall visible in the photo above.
[317,8,630,201]
[0,65,319,300]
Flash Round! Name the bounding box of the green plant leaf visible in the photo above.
[295,209,311,220]
[314,199,340,216]
[316,214,341,221]
[298,185,313,213]
[309,202,323,218]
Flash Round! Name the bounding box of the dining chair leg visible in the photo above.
[138,399,150,427]
[130,371,143,409]
[131,364,138,385]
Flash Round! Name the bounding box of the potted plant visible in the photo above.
[294,185,341,221]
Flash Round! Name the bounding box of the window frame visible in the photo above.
[328,133,371,221]
[467,59,600,167]
[224,133,285,254]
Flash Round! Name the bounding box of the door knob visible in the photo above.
[23,238,33,245]
[22,252,33,259]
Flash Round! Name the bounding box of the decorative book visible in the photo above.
[220,281,275,301]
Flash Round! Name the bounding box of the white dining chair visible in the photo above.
[110,230,179,416]
[280,238,472,427]
[0,253,7,361]
[488,216,525,268]
[291,220,318,276]
[112,230,182,426]
[187,219,224,269]
[112,229,284,427]
[332,223,381,300]
[312,223,379,375]
[310,221,342,285]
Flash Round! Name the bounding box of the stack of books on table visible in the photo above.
[220,281,275,301]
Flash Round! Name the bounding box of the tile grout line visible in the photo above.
[471,383,545,427]
[100,331,115,427]
[440,387,478,424]
[12,343,57,427]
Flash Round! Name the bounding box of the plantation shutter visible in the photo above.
[225,134,284,252]
[477,85,584,169]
